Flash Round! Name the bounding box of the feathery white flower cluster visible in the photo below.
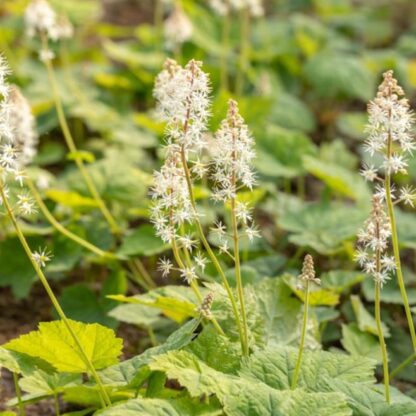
[25,0,74,41]
[152,60,258,284]
[361,71,415,204]
[355,196,393,286]
[209,0,264,17]
[0,57,37,217]
[154,59,210,152]
[25,0,74,62]
[211,99,259,247]
[211,99,255,200]
[164,6,193,51]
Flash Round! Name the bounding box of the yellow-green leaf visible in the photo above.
[4,320,123,373]
[45,189,98,208]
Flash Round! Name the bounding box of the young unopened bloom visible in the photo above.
[356,196,392,286]
[298,254,321,287]
[164,6,193,51]
[198,292,214,319]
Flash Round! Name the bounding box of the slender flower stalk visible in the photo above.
[291,254,320,390]
[24,1,119,235]
[361,70,416,353]
[39,34,120,235]
[211,99,257,355]
[0,181,111,408]
[13,372,25,416]
[356,196,391,403]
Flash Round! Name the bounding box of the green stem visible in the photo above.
[127,260,152,291]
[236,8,250,95]
[220,8,231,91]
[230,197,249,355]
[390,352,416,379]
[26,177,112,259]
[41,34,120,235]
[54,392,60,416]
[375,280,390,403]
[155,0,164,51]
[0,183,111,408]
[171,236,225,336]
[13,372,25,416]
[179,147,245,351]
[291,280,309,389]
[385,136,416,351]
[133,259,156,289]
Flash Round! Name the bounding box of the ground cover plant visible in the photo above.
[1,0,416,415]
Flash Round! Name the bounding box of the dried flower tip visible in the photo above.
[299,254,320,285]
[199,292,214,320]
[32,247,52,268]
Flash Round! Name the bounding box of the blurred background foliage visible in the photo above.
[1,0,416,391]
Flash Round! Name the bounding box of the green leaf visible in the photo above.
[240,346,375,391]
[350,295,390,337]
[284,275,340,306]
[336,112,367,141]
[67,150,96,163]
[305,52,374,100]
[0,237,37,298]
[256,126,317,179]
[303,155,370,202]
[118,224,170,257]
[108,303,162,327]
[321,270,365,294]
[5,320,123,373]
[99,319,199,387]
[341,323,382,362]
[150,349,351,416]
[19,370,81,396]
[187,327,241,374]
[109,285,199,323]
[253,278,311,348]
[45,189,98,208]
[273,194,368,254]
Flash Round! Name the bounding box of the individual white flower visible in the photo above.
[194,251,208,271]
[31,247,52,268]
[17,193,37,215]
[164,6,193,51]
[180,266,198,284]
[354,248,368,267]
[235,201,252,224]
[178,234,197,252]
[381,255,396,272]
[399,185,416,207]
[157,257,174,278]
[211,220,227,239]
[360,164,378,182]
[39,48,55,62]
[245,224,261,241]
